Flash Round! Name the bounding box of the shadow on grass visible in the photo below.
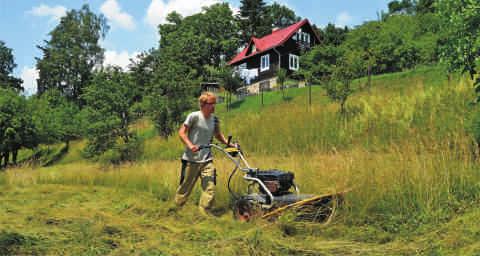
[0,231,38,255]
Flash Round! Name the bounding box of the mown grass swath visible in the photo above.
[1,65,479,254]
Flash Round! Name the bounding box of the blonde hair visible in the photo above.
[199,92,216,107]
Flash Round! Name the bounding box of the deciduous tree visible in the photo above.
[36,4,109,105]
[0,41,23,92]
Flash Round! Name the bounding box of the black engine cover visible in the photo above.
[253,169,294,196]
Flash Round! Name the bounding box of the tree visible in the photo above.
[0,89,37,167]
[36,4,109,105]
[300,44,343,84]
[81,67,142,162]
[31,89,81,147]
[0,41,23,92]
[129,49,158,102]
[344,21,382,89]
[318,23,349,47]
[147,59,197,138]
[199,3,240,67]
[277,68,287,100]
[220,66,243,111]
[265,2,300,28]
[146,5,239,137]
[326,51,363,114]
[237,0,271,44]
[416,0,435,14]
[157,4,239,79]
[387,0,416,15]
[437,0,480,82]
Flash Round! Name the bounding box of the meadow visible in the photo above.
[1,65,479,255]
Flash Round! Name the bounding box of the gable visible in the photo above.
[228,19,320,66]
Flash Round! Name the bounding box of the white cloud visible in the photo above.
[28,4,67,22]
[335,11,353,28]
[20,66,39,96]
[104,50,140,70]
[100,0,136,30]
[145,0,220,27]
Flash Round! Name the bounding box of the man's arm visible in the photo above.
[179,124,199,152]
[214,131,235,147]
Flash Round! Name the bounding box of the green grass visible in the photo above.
[2,64,480,255]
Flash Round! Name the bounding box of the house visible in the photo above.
[228,19,321,94]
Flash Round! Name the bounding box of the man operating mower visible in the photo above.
[174,92,237,216]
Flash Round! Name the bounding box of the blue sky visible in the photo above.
[0,0,390,95]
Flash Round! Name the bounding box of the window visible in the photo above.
[289,54,299,71]
[293,29,311,45]
[260,54,270,72]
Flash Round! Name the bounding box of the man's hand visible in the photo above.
[189,144,200,153]
[228,142,240,149]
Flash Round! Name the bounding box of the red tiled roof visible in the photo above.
[228,19,315,65]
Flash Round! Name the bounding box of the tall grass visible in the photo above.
[3,65,479,234]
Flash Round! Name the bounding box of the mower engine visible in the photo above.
[251,169,295,196]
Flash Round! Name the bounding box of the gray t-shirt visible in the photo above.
[181,111,219,163]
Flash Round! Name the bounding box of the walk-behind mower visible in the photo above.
[199,137,349,223]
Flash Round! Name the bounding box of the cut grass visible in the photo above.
[3,65,480,254]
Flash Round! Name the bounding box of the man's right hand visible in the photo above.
[189,144,200,153]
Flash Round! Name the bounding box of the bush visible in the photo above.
[97,134,144,165]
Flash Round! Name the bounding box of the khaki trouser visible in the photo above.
[174,160,216,210]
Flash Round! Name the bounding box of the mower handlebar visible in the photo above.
[198,144,212,150]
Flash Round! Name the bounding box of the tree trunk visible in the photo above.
[12,149,18,165]
[3,151,9,168]
[367,64,372,91]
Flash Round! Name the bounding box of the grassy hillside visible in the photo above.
[1,65,480,255]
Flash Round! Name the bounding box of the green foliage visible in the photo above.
[98,134,144,165]
[31,89,81,145]
[317,23,349,47]
[148,5,239,137]
[387,0,416,15]
[237,0,270,44]
[205,65,244,111]
[0,41,23,92]
[326,51,363,114]
[300,44,343,83]
[0,88,37,167]
[158,3,239,74]
[276,68,287,99]
[437,0,480,143]
[128,49,157,102]
[265,2,301,28]
[81,67,142,163]
[36,4,109,105]
[147,60,196,138]
[343,14,440,78]
[437,0,480,79]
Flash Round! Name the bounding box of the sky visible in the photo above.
[0,0,391,95]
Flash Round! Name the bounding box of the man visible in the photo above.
[174,92,235,216]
